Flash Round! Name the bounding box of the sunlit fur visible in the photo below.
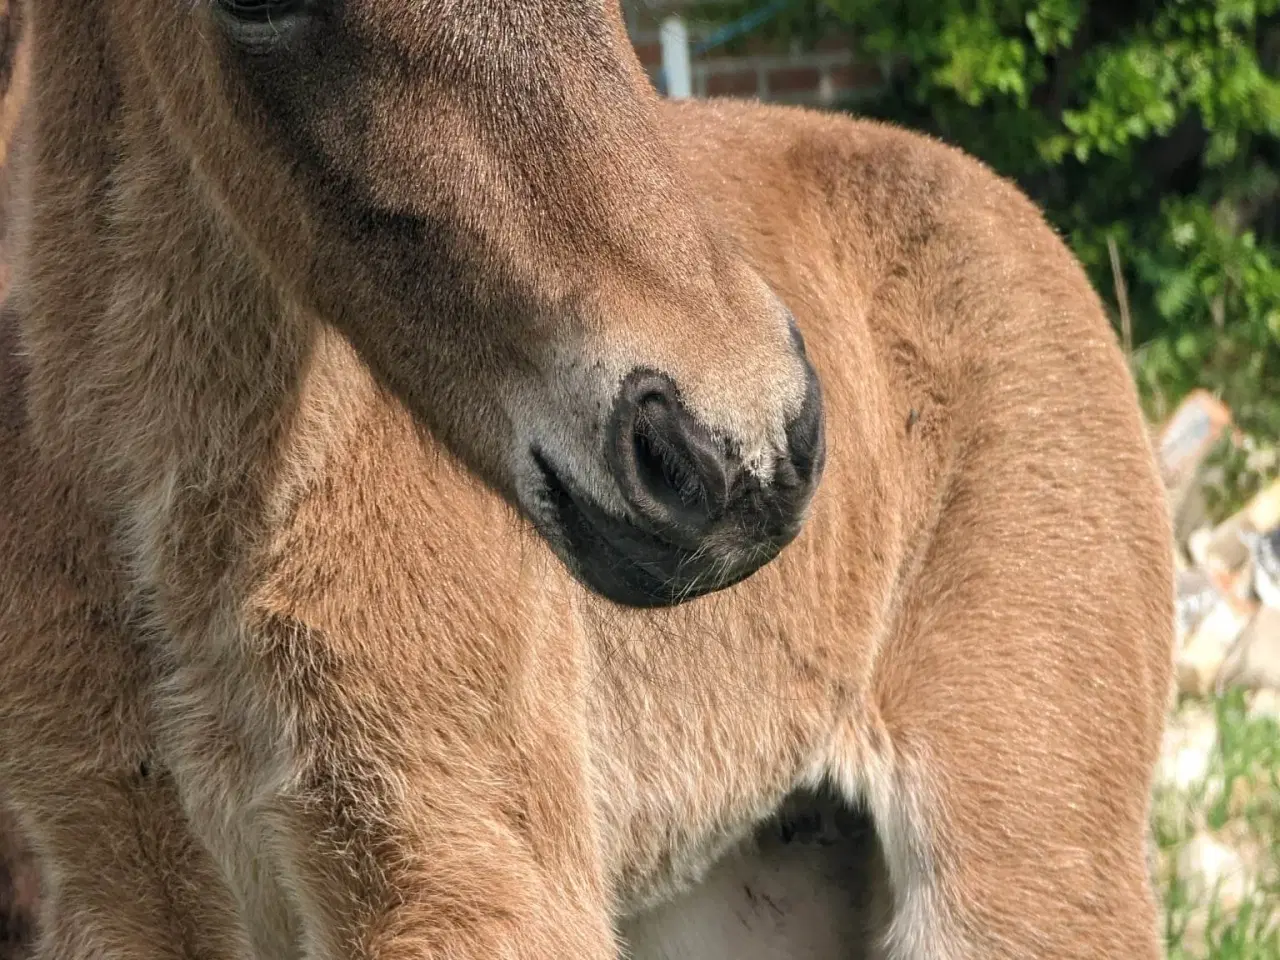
[0,1,1174,958]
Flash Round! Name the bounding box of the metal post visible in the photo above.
[659,15,693,99]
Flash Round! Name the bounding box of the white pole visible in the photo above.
[659,16,693,99]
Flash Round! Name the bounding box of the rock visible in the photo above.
[1245,479,1280,532]
[1155,391,1233,488]
[1185,481,1280,604]
[1216,603,1280,694]
[1250,524,1280,609]
[1175,832,1254,912]
[1176,568,1222,644]
[1247,688,1280,723]
[1154,705,1219,795]
[1156,391,1234,546]
[1177,598,1252,696]
[1189,516,1253,581]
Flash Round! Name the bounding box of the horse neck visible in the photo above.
[13,3,365,611]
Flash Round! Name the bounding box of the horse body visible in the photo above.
[0,1,1173,958]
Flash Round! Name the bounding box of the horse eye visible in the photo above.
[217,0,309,22]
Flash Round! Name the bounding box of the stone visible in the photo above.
[1175,832,1253,912]
[1246,688,1280,723]
[1154,705,1220,795]
[1157,391,1232,490]
[1176,567,1222,643]
[1250,524,1280,608]
[1245,479,1280,532]
[1189,516,1253,580]
[1177,597,1252,696]
[1216,603,1280,693]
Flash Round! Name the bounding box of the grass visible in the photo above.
[1155,690,1280,959]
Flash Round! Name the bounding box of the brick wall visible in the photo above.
[623,2,886,106]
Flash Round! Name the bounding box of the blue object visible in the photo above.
[692,0,791,57]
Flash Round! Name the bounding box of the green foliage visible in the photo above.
[695,0,1280,516]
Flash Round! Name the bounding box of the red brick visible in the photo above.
[766,65,821,95]
[705,68,760,97]
[828,62,884,91]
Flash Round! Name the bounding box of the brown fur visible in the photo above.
[0,7,34,952]
[0,1,1174,958]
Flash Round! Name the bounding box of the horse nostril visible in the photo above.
[607,369,734,542]
[786,360,825,485]
[634,397,725,513]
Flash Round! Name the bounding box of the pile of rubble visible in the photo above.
[1155,389,1279,951]
[1163,390,1280,700]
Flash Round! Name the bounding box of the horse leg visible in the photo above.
[836,470,1171,958]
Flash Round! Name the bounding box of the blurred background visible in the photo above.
[621,2,1280,956]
